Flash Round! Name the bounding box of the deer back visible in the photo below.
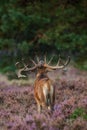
[34,72,55,108]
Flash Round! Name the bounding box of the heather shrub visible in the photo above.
[0,67,87,130]
[71,117,87,130]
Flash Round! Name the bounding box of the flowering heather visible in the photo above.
[0,67,87,130]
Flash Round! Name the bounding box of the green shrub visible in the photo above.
[70,108,87,120]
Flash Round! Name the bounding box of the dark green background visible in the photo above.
[0,0,87,72]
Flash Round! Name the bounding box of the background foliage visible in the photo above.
[0,0,87,71]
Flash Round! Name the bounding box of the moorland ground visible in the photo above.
[0,66,87,130]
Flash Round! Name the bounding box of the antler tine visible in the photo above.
[36,55,39,63]
[16,68,27,78]
[56,55,61,66]
[48,55,54,65]
[15,61,27,78]
[30,58,37,65]
[44,55,46,63]
[15,62,20,67]
[22,58,29,69]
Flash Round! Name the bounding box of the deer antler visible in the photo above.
[15,60,38,78]
[15,56,46,78]
[15,62,27,78]
[15,55,70,78]
[44,56,70,70]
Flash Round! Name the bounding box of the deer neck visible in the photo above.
[36,72,48,81]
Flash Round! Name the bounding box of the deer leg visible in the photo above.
[47,86,55,111]
[37,103,42,113]
[48,106,51,110]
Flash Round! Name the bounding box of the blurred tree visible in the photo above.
[0,0,87,70]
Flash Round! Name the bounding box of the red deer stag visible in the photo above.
[16,56,70,113]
